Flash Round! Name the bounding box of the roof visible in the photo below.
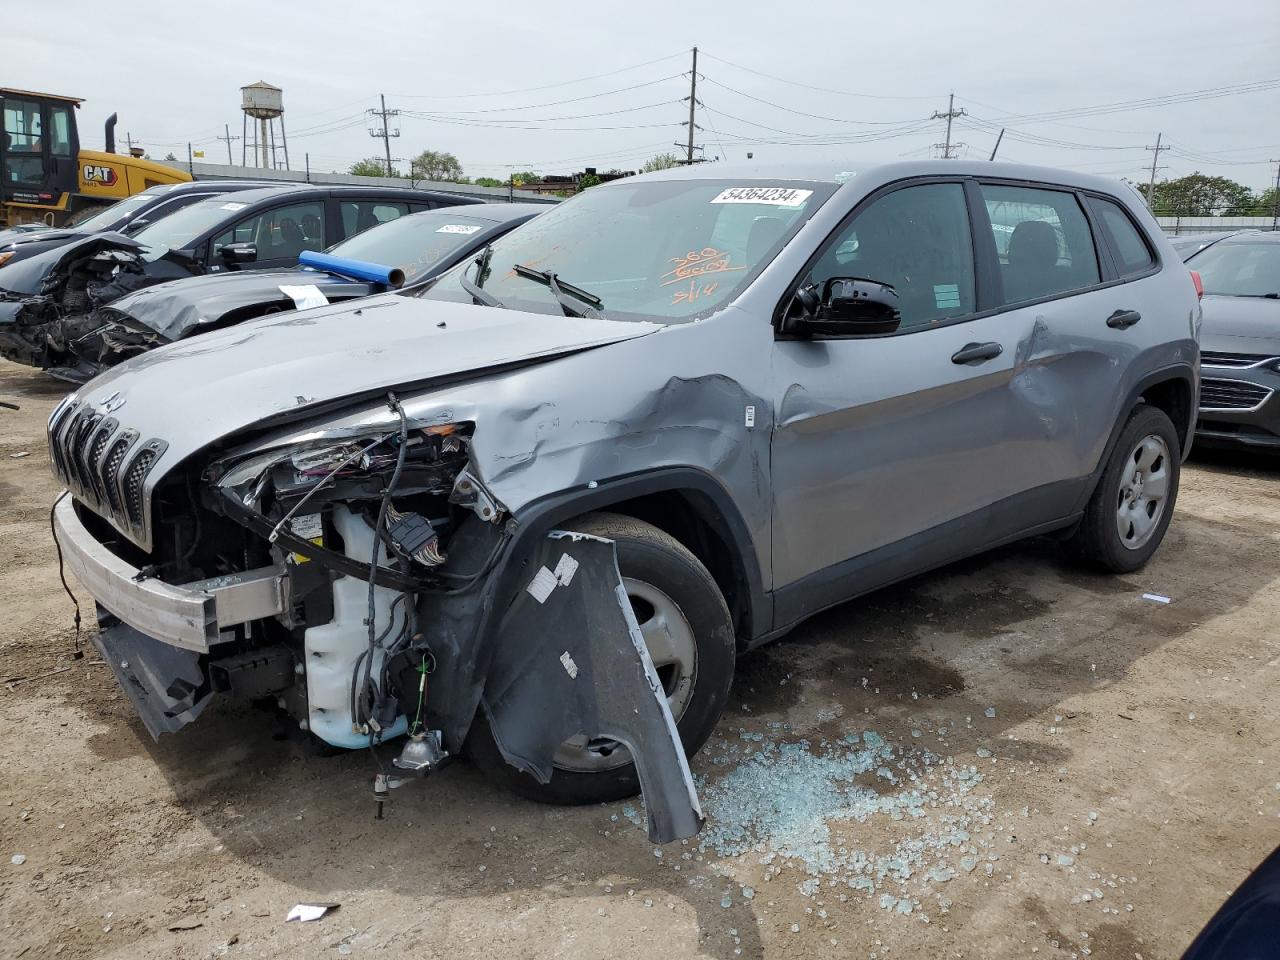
[624,158,1149,198]
[450,202,548,222]
[0,88,84,105]
[241,81,282,91]
[1214,230,1280,244]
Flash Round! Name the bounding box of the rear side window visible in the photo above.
[1090,197,1155,277]
[981,184,1099,304]
[810,182,975,330]
[340,200,408,238]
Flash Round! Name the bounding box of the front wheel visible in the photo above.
[1069,404,1181,573]
[468,512,736,805]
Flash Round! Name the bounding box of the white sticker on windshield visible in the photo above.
[220,202,247,211]
[436,223,482,235]
[710,186,813,207]
[279,284,329,310]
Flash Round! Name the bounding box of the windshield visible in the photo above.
[71,192,160,232]
[324,210,495,284]
[420,178,834,322]
[1189,241,1280,297]
[131,196,250,261]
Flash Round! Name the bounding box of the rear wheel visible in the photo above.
[468,512,735,805]
[1069,405,1180,573]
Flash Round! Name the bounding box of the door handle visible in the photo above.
[1106,309,1142,329]
[951,341,1003,364]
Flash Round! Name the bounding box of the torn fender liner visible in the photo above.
[93,610,212,739]
[482,532,704,844]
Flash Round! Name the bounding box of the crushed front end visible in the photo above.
[48,391,701,842]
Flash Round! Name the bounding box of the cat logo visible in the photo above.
[82,164,119,186]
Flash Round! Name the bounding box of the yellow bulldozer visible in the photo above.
[1,88,191,228]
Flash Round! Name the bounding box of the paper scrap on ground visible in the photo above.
[279,285,330,310]
[1142,593,1171,604]
[285,903,339,923]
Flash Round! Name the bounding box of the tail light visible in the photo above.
[1189,270,1204,300]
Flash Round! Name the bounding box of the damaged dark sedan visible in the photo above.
[48,161,1199,842]
[0,183,479,371]
[41,203,544,382]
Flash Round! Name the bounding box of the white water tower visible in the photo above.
[240,81,288,170]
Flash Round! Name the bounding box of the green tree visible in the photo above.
[163,152,177,162]
[410,150,464,182]
[473,177,505,188]
[1248,186,1280,218]
[577,172,602,190]
[349,157,394,177]
[1149,173,1255,216]
[509,171,541,187]
[642,153,681,173]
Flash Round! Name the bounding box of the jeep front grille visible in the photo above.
[47,399,166,544]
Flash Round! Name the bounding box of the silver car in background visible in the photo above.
[47,160,1200,841]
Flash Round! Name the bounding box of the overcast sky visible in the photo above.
[10,0,1280,189]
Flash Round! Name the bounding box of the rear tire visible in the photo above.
[468,512,735,805]
[1069,404,1180,573]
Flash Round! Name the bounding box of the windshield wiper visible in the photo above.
[459,244,506,308]
[512,263,606,319]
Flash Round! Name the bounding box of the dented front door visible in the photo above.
[769,312,1032,599]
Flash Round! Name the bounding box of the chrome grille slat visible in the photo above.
[1201,351,1277,369]
[45,397,165,547]
[102,432,136,515]
[1199,377,1272,411]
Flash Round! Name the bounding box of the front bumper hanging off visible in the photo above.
[53,495,705,842]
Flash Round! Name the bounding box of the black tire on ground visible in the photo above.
[1069,404,1181,574]
[467,511,736,806]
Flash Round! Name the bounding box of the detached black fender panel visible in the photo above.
[481,532,704,843]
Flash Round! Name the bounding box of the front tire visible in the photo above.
[1069,404,1181,573]
[468,512,735,805]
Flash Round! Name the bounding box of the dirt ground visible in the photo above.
[1,357,1278,960]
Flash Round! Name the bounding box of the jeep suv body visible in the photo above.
[48,161,1199,841]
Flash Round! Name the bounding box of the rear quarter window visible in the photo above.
[1089,197,1156,277]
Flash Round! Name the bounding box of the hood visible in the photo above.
[107,269,377,341]
[1200,294,1280,355]
[71,293,662,486]
[0,226,85,250]
[0,232,141,295]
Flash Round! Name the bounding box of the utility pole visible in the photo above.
[217,123,240,166]
[125,132,134,154]
[1270,158,1280,231]
[685,47,698,165]
[931,93,967,159]
[369,94,401,176]
[1144,133,1169,211]
[673,47,704,165]
[988,128,1005,161]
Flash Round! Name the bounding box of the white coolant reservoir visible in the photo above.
[304,505,409,749]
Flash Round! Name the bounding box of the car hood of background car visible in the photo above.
[0,232,141,295]
[1200,294,1280,355]
[72,293,664,473]
[106,269,382,341]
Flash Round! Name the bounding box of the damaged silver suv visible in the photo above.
[49,162,1199,842]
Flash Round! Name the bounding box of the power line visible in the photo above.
[699,76,923,126]
[698,51,941,100]
[393,75,684,115]
[403,99,681,124]
[386,51,688,100]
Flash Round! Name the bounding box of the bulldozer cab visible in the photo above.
[0,89,81,216]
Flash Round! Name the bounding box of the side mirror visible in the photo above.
[121,218,149,235]
[218,241,257,264]
[795,277,901,336]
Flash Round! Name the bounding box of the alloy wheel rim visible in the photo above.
[551,577,698,773]
[1115,433,1171,551]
